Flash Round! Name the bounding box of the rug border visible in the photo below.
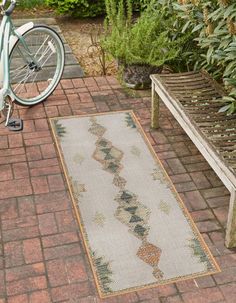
[49,110,221,299]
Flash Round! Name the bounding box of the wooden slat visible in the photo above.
[159,71,199,77]
[169,88,218,95]
[164,78,206,84]
[183,103,222,109]
[151,71,236,178]
[198,120,236,128]
[177,92,222,100]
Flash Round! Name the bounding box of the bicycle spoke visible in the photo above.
[37,43,53,66]
[13,70,32,94]
[34,35,50,58]
[9,26,65,104]
[10,65,29,81]
[39,47,54,68]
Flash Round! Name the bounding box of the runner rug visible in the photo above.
[50,111,220,298]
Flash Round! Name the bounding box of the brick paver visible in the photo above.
[0,76,235,303]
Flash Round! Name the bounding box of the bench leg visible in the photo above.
[151,82,160,129]
[225,189,236,248]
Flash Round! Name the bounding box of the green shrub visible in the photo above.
[46,0,106,17]
[46,0,145,18]
[132,0,148,10]
[102,0,194,68]
[103,0,196,70]
[175,0,236,113]
[139,0,236,113]
[17,0,46,9]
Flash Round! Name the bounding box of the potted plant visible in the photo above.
[102,0,184,89]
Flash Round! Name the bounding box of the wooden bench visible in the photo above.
[150,71,236,248]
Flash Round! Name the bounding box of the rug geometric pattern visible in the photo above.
[50,111,220,298]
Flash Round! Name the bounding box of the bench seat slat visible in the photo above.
[165,79,213,85]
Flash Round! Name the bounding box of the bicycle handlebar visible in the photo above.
[1,0,16,16]
[5,0,16,16]
[0,0,7,7]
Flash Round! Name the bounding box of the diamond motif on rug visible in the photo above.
[89,117,162,278]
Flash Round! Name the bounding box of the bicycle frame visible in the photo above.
[0,13,34,113]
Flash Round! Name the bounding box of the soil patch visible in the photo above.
[14,6,55,18]
[56,16,117,77]
[13,8,117,77]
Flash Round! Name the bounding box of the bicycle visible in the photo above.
[0,0,65,131]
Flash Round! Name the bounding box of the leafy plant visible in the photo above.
[45,0,146,18]
[219,92,236,115]
[102,0,185,67]
[17,0,46,9]
[174,0,236,114]
[46,0,106,17]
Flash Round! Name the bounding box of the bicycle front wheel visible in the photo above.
[10,25,65,106]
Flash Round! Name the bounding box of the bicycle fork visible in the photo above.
[0,87,23,131]
[0,90,12,126]
[0,19,14,126]
[0,17,33,130]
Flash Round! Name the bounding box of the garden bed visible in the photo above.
[14,7,117,77]
[56,17,117,76]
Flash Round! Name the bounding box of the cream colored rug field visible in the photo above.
[50,111,220,298]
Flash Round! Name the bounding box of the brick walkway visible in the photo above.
[0,76,235,303]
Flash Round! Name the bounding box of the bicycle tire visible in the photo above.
[9,25,65,106]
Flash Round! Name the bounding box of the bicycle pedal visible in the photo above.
[7,118,24,131]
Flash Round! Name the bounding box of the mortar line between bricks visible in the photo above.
[38,235,53,302]
[168,282,182,302]
[3,238,83,266]
[27,165,39,198]
[188,171,220,191]
[24,149,33,197]
[2,233,77,247]
[39,145,57,160]
[109,95,124,112]
[9,164,14,184]
[24,135,53,143]
[198,186,230,231]
[204,171,224,190]
[205,215,227,233]
[47,122,68,177]
[175,284,225,303]
[163,131,191,177]
[199,186,230,200]
[214,286,229,303]
[210,263,225,293]
[178,291,184,302]
[45,173,66,190]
